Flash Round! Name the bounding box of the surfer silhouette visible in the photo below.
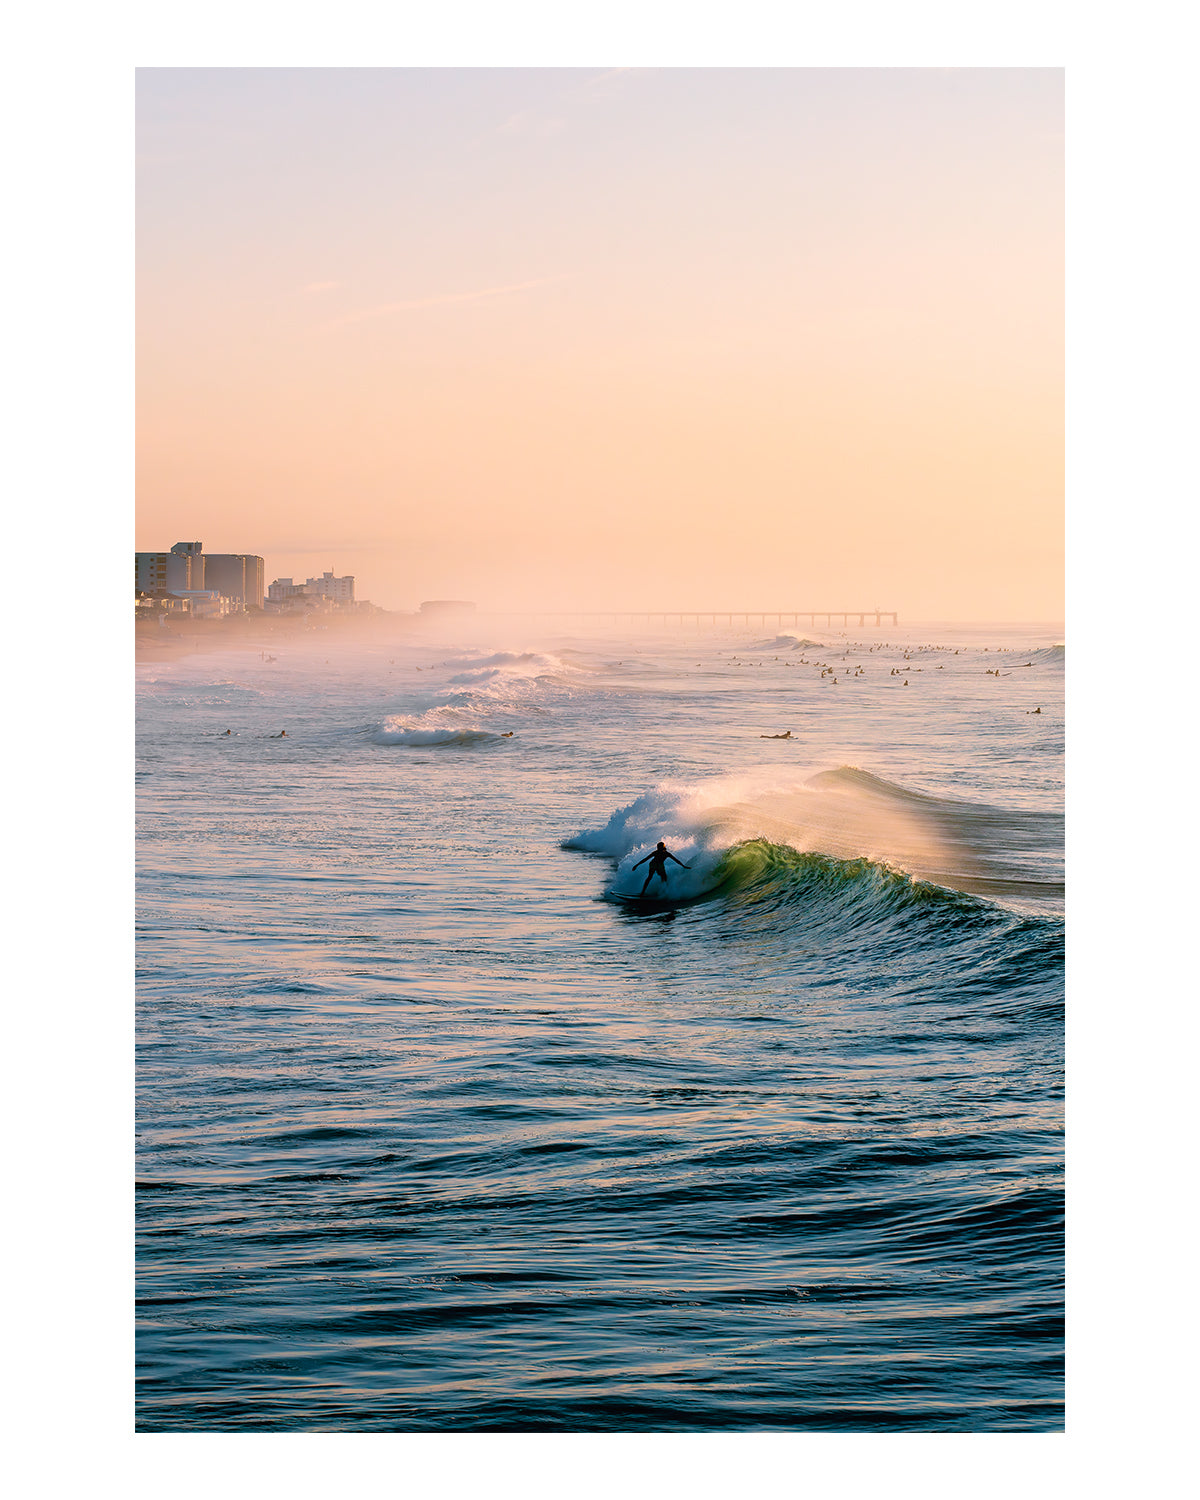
[632,841,690,897]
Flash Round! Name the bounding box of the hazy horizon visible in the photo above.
[137,68,1063,621]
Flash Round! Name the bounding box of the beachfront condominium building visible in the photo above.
[136,542,266,608]
[304,570,355,604]
[205,553,266,609]
[268,570,356,605]
[136,541,204,594]
[135,552,170,594]
[168,541,205,589]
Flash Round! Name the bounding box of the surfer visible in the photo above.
[760,730,791,739]
[633,841,691,897]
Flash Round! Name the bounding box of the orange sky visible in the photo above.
[137,68,1062,618]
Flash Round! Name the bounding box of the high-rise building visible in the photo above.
[135,544,203,593]
[205,554,266,608]
[135,553,170,594]
[136,542,266,608]
[169,541,205,591]
[247,555,265,608]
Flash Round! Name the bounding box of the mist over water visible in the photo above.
[137,620,1063,1432]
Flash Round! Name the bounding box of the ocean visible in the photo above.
[135,618,1064,1432]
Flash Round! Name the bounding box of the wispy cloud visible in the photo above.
[497,108,566,137]
[302,280,341,295]
[577,67,658,101]
[320,276,569,331]
[488,69,654,142]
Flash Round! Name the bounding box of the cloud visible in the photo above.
[302,281,341,295]
[491,70,653,140]
[497,108,566,137]
[577,67,658,100]
[320,275,569,331]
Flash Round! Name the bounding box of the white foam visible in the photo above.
[371,709,509,747]
[441,649,582,680]
[565,766,972,896]
[754,634,825,651]
[565,777,764,899]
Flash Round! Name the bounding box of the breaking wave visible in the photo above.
[1023,644,1065,665]
[566,766,1063,909]
[754,634,825,651]
[370,713,512,748]
[441,650,590,686]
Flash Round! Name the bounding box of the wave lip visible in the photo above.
[441,650,586,685]
[567,766,1063,911]
[370,714,509,748]
[748,634,824,651]
[1023,644,1065,665]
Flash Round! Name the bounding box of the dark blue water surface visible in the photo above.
[136,622,1063,1431]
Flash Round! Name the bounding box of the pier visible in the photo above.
[493,610,899,627]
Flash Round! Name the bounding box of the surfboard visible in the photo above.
[614,893,682,912]
[612,887,706,912]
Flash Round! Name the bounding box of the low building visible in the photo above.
[268,570,356,607]
[419,600,476,616]
[136,593,191,618]
[134,590,229,620]
[172,590,230,618]
[306,570,355,604]
[266,590,337,616]
[268,577,299,603]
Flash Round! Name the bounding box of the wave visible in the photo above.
[593,835,1063,1013]
[370,714,511,748]
[566,766,1063,909]
[754,634,825,651]
[718,839,989,916]
[1024,644,1064,665]
[369,649,576,737]
[441,650,588,686]
[441,650,572,672]
[988,643,1064,668]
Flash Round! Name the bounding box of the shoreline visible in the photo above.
[135,609,418,662]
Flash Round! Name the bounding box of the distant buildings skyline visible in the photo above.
[135,540,357,617]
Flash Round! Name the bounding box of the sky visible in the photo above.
[136,67,1063,619]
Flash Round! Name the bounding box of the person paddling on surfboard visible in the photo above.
[632,841,691,897]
